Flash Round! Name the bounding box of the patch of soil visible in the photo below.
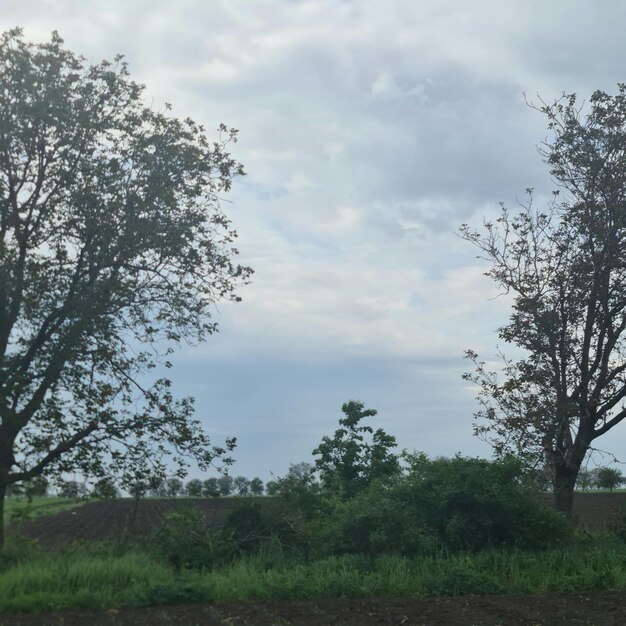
[571,492,626,530]
[11,498,242,544]
[1,591,625,626]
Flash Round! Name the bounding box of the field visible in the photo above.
[4,497,86,526]
[3,493,626,625]
[10,491,626,545]
[11,498,239,545]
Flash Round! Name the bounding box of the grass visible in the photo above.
[4,497,86,526]
[2,535,626,613]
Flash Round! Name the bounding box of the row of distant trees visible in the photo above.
[6,475,270,500]
[150,475,266,498]
[576,467,626,492]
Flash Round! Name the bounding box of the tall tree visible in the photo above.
[0,30,251,545]
[461,86,626,514]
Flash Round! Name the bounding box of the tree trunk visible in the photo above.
[553,462,578,515]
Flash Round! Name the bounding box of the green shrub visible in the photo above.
[222,499,306,556]
[293,454,573,557]
[153,506,236,570]
[399,454,573,552]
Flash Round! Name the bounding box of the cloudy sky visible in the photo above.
[4,0,626,481]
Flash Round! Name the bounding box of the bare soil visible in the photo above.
[11,498,241,544]
[1,592,625,625]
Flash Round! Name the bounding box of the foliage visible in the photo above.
[400,454,572,552]
[266,462,320,516]
[165,478,184,498]
[217,475,234,497]
[594,467,625,491]
[233,476,250,496]
[576,468,595,491]
[5,539,626,612]
[128,481,147,499]
[460,85,626,513]
[58,480,86,499]
[92,477,119,499]
[303,455,571,557]
[0,28,250,544]
[249,477,264,496]
[23,476,48,500]
[313,401,399,499]
[202,478,220,498]
[153,506,236,570]
[185,479,203,497]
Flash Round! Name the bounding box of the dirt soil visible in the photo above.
[1,592,625,626]
[11,498,241,545]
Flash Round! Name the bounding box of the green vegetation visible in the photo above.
[4,498,84,526]
[2,401,625,615]
[2,537,626,613]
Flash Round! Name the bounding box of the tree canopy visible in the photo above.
[313,401,399,499]
[0,29,251,544]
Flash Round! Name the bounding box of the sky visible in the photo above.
[3,0,626,482]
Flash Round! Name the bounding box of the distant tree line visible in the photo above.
[6,474,267,500]
[127,475,266,499]
[576,467,625,492]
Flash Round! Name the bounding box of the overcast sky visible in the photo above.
[4,1,626,481]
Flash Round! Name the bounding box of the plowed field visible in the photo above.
[1,592,625,625]
[11,497,240,544]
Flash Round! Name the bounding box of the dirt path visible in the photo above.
[1,591,625,625]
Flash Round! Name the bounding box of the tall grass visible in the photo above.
[2,535,626,613]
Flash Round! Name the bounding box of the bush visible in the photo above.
[399,454,573,552]
[293,455,573,558]
[152,506,236,570]
[222,500,305,556]
[305,483,435,558]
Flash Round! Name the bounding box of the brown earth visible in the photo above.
[1,592,625,625]
[568,491,626,530]
[11,497,242,545]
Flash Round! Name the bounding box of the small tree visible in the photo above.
[23,475,48,500]
[218,474,234,496]
[148,479,167,497]
[165,478,184,498]
[313,401,399,499]
[202,477,220,497]
[576,468,594,491]
[595,467,625,491]
[92,477,118,499]
[233,476,250,496]
[249,477,264,496]
[185,479,203,497]
[265,480,279,495]
[128,480,147,499]
[58,479,86,498]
